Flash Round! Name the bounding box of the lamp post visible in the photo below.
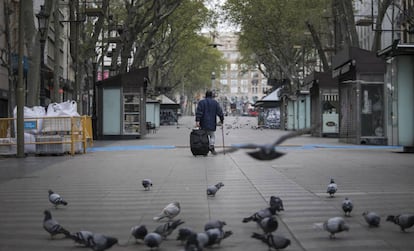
[211,71,216,91]
[92,61,97,139]
[36,5,49,107]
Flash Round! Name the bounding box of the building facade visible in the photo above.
[211,32,270,115]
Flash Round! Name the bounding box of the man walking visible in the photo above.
[195,90,224,155]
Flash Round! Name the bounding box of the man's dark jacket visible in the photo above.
[195,97,224,131]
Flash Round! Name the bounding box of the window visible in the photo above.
[230,71,238,78]
[230,64,238,70]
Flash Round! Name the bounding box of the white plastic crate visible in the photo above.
[63,135,83,153]
[42,117,72,132]
[35,135,64,155]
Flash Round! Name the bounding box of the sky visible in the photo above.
[203,0,239,32]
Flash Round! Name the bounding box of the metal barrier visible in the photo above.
[0,116,93,156]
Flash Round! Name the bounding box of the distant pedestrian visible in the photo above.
[195,90,224,155]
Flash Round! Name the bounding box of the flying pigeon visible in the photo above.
[185,232,209,251]
[327,178,337,197]
[258,216,278,234]
[87,233,118,251]
[142,179,153,190]
[205,228,233,247]
[204,219,226,231]
[206,182,224,196]
[153,201,181,221]
[69,230,94,247]
[42,210,70,239]
[362,211,381,227]
[48,189,68,208]
[144,232,163,249]
[269,196,284,213]
[342,197,353,216]
[130,225,148,242]
[242,207,278,223]
[222,127,313,160]
[251,232,291,250]
[386,214,414,232]
[154,219,185,239]
[176,227,195,243]
[313,216,350,239]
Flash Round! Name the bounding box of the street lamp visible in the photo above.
[211,71,216,91]
[36,5,49,106]
[92,61,97,139]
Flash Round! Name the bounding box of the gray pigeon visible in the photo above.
[69,230,94,247]
[342,197,353,216]
[48,189,68,208]
[204,219,226,231]
[362,211,381,227]
[176,227,195,243]
[258,216,278,234]
[205,228,233,247]
[144,232,163,249]
[223,127,313,160]
[185,232,209,251]
[142,179,153,190]
[313,217,350,239]
[242,207,278,223]
[269,196,284,213]
[327,178,337,197]
[153,201,181,221]
[386,214,414,232]
[87,233,118,251]
[206,182,224,196]
[154,219,185,239]
[130,224,148,242]
[251,232,291,250]
[42,210,70,239]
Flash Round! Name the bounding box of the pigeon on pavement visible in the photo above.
[251,232,291,250]
[130,224,148,242]
[176,227,196,243]
[48,189,68,208]
[362,211,381,227]
[386,214,414,232]
[207,182,224,196]
[87,233,118,251]
[342,197,353,217]
[269,196,284,213]
[258,216,278,234]
[154,219,185,239]
[205,228,233,247]
[327,178,337,197]
[69,230,94,247]
[185,232,209,251]
[144,232,163,249]
[220,127,313,160]
[313,216,350,238]
[242,207,278,223]
[204,220,226,231]
[142,179,153,190]
[42,210,70,239]
[153,201,181,221]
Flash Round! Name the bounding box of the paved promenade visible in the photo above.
[0,116,413,251]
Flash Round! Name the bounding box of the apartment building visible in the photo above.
[211,32,270,115]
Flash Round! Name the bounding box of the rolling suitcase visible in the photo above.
[190,129,210,156]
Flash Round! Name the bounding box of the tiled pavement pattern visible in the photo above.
[0,116,413,251]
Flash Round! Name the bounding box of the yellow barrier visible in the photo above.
[0,116,93,156]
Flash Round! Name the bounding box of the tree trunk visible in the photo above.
[23,0,39,107]
[305,21,330,72]
[52,2,60,103]
[372,0,393,52]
